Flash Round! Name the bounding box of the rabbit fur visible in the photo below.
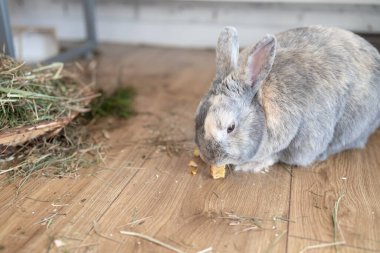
[194,26,380,172]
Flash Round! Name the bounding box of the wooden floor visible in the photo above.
[1,44,380,253]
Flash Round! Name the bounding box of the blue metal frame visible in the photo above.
[0,0,15,58]
[0,0,97,63]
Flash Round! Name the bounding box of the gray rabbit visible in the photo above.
[195,26,380,172]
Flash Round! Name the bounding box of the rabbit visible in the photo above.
[195,26,380,172]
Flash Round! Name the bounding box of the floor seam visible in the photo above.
[285,166,293,253]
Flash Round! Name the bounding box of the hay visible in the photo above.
[92,221,122,243]
[196,247,213,253]
[124,216,153,227]
[0,118,103,191]
[299,194,346,253]
[332,194,345,252]
[0,55,103,188]
[220,212,263,228]
[120,231,185,253]
[0,54,90,130]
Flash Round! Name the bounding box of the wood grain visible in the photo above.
[78,156,291,253]
[287,130,380,252]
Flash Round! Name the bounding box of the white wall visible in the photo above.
[9,0,380,48]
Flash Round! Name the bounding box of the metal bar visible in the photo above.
[42,41,96,64]
[0,0,15,57]
[42,0,97,64]
[83,0,97,44]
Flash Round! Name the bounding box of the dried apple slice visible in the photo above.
[210,164,226,179]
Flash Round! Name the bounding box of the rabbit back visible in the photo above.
[253,26,380,165]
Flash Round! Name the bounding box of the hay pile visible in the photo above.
[0,119,103,187]
[0,54,101,185]
[0,54,90,130]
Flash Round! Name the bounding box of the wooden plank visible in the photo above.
[0,125,153,252]
[78,155,291,253]
[287,130,380,252]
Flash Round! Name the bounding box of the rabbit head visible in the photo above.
[195,27,277,166]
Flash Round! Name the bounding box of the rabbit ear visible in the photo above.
[215,26,239,81]
[241,35,276,89]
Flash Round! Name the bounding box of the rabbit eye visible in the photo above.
[227,123,235,134]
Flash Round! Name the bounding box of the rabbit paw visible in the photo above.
[234,158,276,173]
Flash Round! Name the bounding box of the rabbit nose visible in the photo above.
[199,150,215,164]
[200,152,214,164]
